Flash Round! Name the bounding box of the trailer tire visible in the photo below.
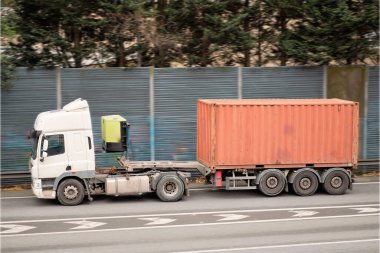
[57,179,85,206]
[323,170,349,195]
[258,169,286,197]
[156,175,184,202]
[292,170,319,196]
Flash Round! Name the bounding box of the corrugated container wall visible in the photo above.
[197,99,359,170]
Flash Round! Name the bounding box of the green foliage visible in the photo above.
[286,0,379,65]
[1,54,16,91]
[3,0,379,71]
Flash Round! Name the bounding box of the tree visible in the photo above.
[262,0,304,66]
[1,55,16,91]
[281,0,379,65]
[100,0,146,67]
[1,8,18,90]
[9,0,106,68]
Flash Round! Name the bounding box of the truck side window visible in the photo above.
[45,134,65,156]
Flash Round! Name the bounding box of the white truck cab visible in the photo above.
[30,98,95,200]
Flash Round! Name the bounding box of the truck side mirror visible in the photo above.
[42,139,48,152]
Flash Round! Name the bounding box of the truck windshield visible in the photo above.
[30,130,40,160]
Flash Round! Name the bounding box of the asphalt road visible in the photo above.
[1,179,379,253]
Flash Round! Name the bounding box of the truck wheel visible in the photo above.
[292,170,319,196]
[323,170,349,195]
[57,179,85,206]
[156,175,184,202]
[258,170,286,196]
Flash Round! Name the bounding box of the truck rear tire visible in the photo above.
[258,170,286,196]
[292,170,319,196]
[156,175,184,202]
[57,179,85,206]
[323,170,349,195]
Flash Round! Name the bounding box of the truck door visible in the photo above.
[66,132,88,173]
[38,134,69,178]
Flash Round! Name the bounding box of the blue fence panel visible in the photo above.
[367,66,379,159]
[154,68,238,160]
[1,68,56,173]
[61,68,151,166]
[243,66,324,98]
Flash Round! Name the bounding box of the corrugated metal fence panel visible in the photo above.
[154,68,238,160]
[1,68,56,173]
[242,66,324,98]
[367,66,379,159]
[61,68,150,167]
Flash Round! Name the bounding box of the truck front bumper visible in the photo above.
[32,185,56,199]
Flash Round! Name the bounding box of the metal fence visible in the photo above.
[1,66,378,181]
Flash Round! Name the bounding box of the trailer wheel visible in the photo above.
[323,170,349,195]
[292,170,319,196]
[57,179,85,206]
[258,170,286,196]
[156,175,184,202]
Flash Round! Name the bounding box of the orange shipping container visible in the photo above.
[197,99,359,171]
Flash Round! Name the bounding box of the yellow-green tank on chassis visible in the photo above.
[101,115,129,152]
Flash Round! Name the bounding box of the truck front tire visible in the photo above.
[57,179,85,206]
[156,175,185,202]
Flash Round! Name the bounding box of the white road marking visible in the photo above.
[172,238,380,253]
[290,210,319,217]
[0,196,36,199]
[139,217,177,225]
[352,182,380,185]
[214,214,249,221]
[1,213,379,238]
[0,224,35,234]
[1,203,379,224]
[352,207,380,213]
[65,221,106,230]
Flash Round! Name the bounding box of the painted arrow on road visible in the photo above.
[290,210,319,217]
[139,217,176,226]
[0,224,35,234]
[65,221,106,230]
[214,214,249,221]
[352,207,380,213]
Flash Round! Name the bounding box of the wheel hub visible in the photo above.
[164,182,177,195]
[331,176,343,188]
[299,177,312,190]
[64,185,78,200]
[266,176,279,189]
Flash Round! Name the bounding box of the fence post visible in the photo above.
[323,65,327,98]
[238,67,243,99]
[149,66,155,161]
[55,65,62,109]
